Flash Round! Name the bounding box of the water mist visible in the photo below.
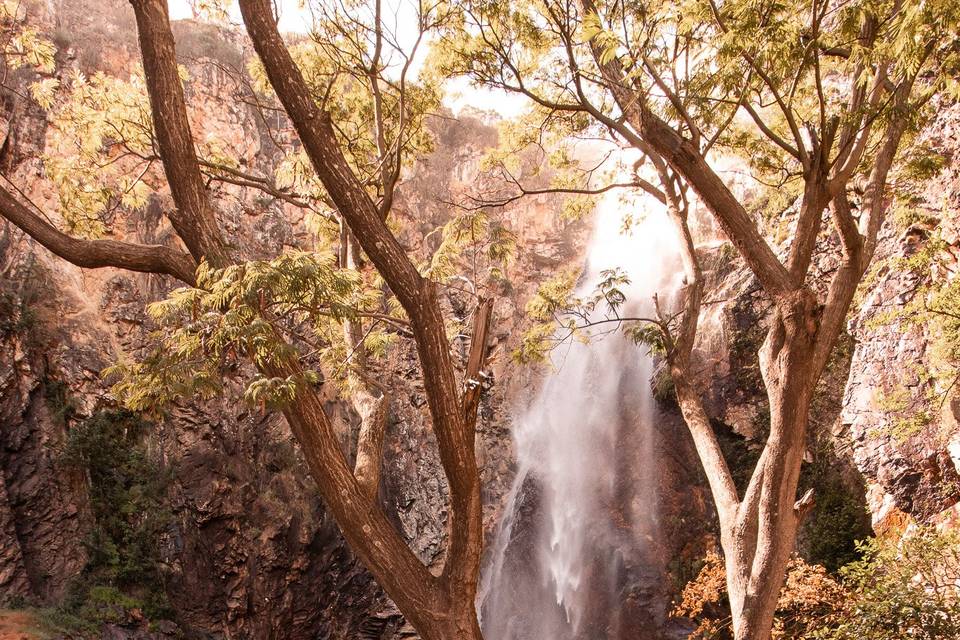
[479,187,685,640]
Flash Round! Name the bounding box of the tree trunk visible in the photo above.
[235,5,486,635]
[129,0,231,267]
[412,605,483,640]
[725,289,819,640]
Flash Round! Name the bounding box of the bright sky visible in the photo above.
[166,0,527,118]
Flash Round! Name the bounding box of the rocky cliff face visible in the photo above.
[840,102,960,536]
[0,2,600,637]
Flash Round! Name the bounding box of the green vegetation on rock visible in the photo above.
[49,410,174,633]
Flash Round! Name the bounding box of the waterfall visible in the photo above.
[480,186,685,640]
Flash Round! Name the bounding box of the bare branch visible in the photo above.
[462,179,664,211]
[0,184,197,285]
[461,297,493,429]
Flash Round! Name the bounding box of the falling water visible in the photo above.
[480,186,685,640]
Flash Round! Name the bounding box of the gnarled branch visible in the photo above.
[0,185,197,285]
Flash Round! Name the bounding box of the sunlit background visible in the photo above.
[166,0,526,117]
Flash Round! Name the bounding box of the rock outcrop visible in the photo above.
[840,102,960,535]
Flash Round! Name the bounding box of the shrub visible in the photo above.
[816,529,960,640]
[673,552,845,639]
[798,445,873,573]
[60,410,174,623]
[674,529,960,640]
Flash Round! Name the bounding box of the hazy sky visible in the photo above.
[165,0,526,117]
[168,0,310,34]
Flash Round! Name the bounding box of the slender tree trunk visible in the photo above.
[129,0,231,267]
[725,289,819,640]
[235,5,487,636]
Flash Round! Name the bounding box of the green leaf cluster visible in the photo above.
[0,0,55,74]
[425,210,516,284]
[107,251,396,412]
[247,5,444,205]
[58,410,173,625]
[514,266,654,363]
[43,69,159,236]
[814,529,960,640]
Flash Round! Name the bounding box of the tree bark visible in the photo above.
[129,0,231,267]
[730,289,819,640]
[235,4,486,636]
[0,184,198,284]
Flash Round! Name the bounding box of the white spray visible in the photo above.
[480,184,685,639]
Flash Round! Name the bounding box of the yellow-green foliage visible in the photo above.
[439,0,960,237]
[874,376,935,442]
[819,529,960,640]
[1,0,58,122]
[44,69,157,236]
[472,106,606,210]
[525,268,579,322]
[248,27,441,203]
[513,267,648,363]
[3,0,482,418]
[424,210,516,283]
[862,150,960,441]
[0,0,55,74]
[107,251,399,412]
[513,269,579,363]
[37,59,260,238]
